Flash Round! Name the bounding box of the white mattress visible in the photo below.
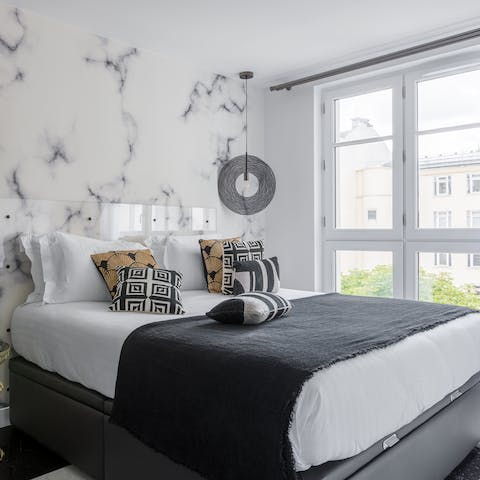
[11,289,480,472]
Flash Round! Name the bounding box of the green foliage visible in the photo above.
[341,265,480,309]
[340,265,393,298]
[419,270,480,309]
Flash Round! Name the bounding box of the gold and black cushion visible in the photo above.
[199,237,240,293]
[91,249,159,298]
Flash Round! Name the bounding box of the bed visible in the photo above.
[9,288,480,480]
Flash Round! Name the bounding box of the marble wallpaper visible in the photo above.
[0,5,265,402]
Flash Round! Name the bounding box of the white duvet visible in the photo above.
[11,289,480,472]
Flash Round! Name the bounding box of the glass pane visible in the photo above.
[418,69,480,131]
[113,204,143,235]
[418,129,480,228]
[336,141,393,229]
[418,252,480,308]
[336,250,393,298]
[335,89,392,142]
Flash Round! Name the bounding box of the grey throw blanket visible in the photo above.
[111,294,475,480]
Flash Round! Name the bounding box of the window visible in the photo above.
[467,174,480,194]
[332,87,394,230]
[468,254,480,268]
[434,252,452,267]
[433,211,452,228]
[335,250,393,298]
[434,176,451,196]
[467,210,480,228]
[416,67,480,230]
[322,58,480,308]
[417,249,480,308]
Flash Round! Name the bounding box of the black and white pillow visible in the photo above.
[233,257,280,295]
[222,240,264,295]
[206,292,292,325]
[109,267,185,314]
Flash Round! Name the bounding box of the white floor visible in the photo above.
[33,466,93,480]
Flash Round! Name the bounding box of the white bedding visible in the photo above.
[11,289,480,472]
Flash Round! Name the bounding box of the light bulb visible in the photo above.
[242,172,250,193]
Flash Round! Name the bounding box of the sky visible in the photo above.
[336,68,480,157]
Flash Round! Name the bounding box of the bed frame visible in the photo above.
[8,356,480,480]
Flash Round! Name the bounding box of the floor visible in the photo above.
[0,426,478,480]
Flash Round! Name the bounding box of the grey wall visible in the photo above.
[264,86,320,291]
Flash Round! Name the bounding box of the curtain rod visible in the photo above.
[269,27,480,91]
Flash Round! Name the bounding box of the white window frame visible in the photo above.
[405,242,480,300]
[323,241,404,298]
[322,74,404,242]
[468,253,480,268]
[467,173,480,194]
[467,210,480,228]
[433,210,452,228]
[405,56,480,242]
[321,52,480,300]
[434,176,451,196]
[433,252,452,267]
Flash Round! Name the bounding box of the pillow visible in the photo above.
[164,236,214,290]
[39,232,145,304]
[199,237,241,293]
[109,267,185,314]
[206,292,292,325]
[144,235,168,268]
[91,250,159,298]
[20,234,45,303]
[222,240,264,295]
[233,257,280,295]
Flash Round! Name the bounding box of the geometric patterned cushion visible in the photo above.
[221,240,264,295]
[109,267,185,314]
[199,237,241,293]
[232,256,280,295]
[206,292,292,325]
[91,250,159,298]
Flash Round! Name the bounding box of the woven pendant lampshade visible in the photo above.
[218,71,276,215]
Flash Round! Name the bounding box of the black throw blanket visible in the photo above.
[111,294,475,480]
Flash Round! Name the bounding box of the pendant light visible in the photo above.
[217,71,276,215]
[240,71,253,188]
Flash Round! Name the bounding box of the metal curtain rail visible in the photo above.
[269,26,480,91]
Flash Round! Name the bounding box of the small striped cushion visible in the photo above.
[233,257,280,295]
[206,292,292,325]
[222,240,264,295]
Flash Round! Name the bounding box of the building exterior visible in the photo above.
[337,118,480,293]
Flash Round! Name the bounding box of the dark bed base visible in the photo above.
[9,357,480,480]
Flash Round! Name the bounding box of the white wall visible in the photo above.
[264,86,320,291]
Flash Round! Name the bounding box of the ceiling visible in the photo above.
[2,0,480,86]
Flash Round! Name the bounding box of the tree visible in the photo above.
[419,270,480,309]
[341,265,480,309]
[340,265,393,298]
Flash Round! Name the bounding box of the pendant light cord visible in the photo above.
[244,75,248,181]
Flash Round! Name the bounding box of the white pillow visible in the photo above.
[163,236,207,290]
[144,236,168,269]
[40,232,145,304]
[20,234,45,303]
